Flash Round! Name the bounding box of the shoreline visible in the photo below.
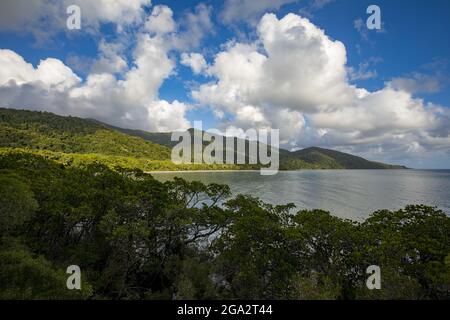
[147,169,261,174]
[146,168,415,174]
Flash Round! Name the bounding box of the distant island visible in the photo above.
[0,108,407,171]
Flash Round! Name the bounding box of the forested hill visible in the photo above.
[0,108,171,160]
[291,147,407,169]
[0,108,406,170]
[107,122,406,170]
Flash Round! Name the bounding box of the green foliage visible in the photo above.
[0,152,447,300]
[214,196,295,299]
[0,241,92,300]
[360,205,450,298]
[0,108,171,160]
[291,147,407,169]
[0,173,38,235]
[0,147,248,172]
[0,108,405,171]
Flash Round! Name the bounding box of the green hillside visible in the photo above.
[291,147,407,169]
[0,108,171,160]
[0,108,406,171]
[94,122,178,148]
[0,108,242,171]
[112,125,405,170]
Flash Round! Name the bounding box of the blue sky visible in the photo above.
[0,0,449,168]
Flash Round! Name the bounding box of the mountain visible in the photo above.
[0,108,406,170]
[93,122,178,148]
[0,108,244,171]
[108,124,316,169]
[290,147,407,169]
[108,123,406,170]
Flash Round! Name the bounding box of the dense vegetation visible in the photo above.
[1,151,448,300]
[113,124,406,170]
[0,108,171,160]
[291,147,407,169]
[0,108,405,171]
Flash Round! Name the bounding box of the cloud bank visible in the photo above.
[192,13,450,160]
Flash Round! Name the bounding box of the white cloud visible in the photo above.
[0,49,81,90]
[192,13,450,160]
[0,50,38,86]
[35,58,82,91]
[123,34,175,105]
[194,14,354,114]
[0,1,209,132]
[91,41,128,75]
[0,0,152,42]
[144,5,176,35]
[141,4,214,51]
[70,0,151,28]
[172,4,214,50]
[148,100,190,132]
[0,33,189,132]
[181,53,208,74]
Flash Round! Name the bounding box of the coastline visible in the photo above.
[146,168,411,174]
[147,169,261,174]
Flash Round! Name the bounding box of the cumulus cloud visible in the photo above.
[173,4,214,50]
[144,5,176,35]
[0,49,81,90]
[0,0,202,132]
[0,37,189,132]
[181,53,208,74]
[0,0,152,42]
[194,14,354,115]
[90,41,128,75]
[143,4,214,50]
[192,13,450,160]
[72,0,151,29]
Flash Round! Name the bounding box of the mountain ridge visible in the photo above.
[103,121,407,170]
[0,108,407,170]
[291,147,407,170]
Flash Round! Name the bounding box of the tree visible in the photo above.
[361,205,450,299]
[0,172,38,236]
[0,242,92,300]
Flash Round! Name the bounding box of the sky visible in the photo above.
[0,0,449,168]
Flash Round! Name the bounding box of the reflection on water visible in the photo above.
[152,170,450,221]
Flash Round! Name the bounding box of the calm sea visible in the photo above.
[151,170,450,221]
